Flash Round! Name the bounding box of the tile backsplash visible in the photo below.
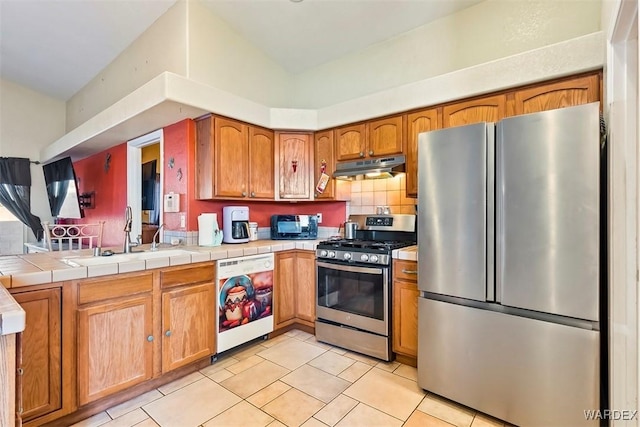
[347,174,416,216]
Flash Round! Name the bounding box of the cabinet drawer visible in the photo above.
[78,273,153,305]
[160,262,215,289]
[394,260,418,282]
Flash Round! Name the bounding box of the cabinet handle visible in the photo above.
[242,191,247,197]
[369,150,374,156]
[401,269,418,275]
[359,152,365,157]
[165,330,172,337]
[147,335,154,342]
[16,367,24,375]
[251,192,255,197]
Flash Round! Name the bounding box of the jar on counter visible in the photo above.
[249,222,258,241]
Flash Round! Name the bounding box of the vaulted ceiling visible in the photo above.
[0,0,483,101]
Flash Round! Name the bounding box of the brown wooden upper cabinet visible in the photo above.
[512,74,600,116]
[443,94,507,128]
[335,114,405,161]
[335,123,366,161]
[368,115,405,157]
[314,130,336,200]
[405,108,441,198]
[277,132,313,200]
[195,115,274,200]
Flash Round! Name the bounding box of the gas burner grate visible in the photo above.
[318,239,415,251]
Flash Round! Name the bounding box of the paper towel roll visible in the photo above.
[198,213,219,246]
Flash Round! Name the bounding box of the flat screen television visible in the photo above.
[42,157,84,219]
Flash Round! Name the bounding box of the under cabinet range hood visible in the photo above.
[333,155,406,180]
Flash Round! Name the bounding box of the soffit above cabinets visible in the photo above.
[40,33,605,163]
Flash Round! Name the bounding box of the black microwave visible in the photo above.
[270,215,318,240]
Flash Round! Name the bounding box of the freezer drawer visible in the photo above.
[417,298,599,427]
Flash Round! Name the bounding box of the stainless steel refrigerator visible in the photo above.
[417,102,602,427]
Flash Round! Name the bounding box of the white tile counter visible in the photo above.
[392,245,417,261]
[0,239,323,335]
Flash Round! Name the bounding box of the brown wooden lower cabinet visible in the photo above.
[274,250,316,331]
[295,252,316,325]
[77,294,154,406]
[274,251,296,329]
[392,260,419,363]
[161,282,215,372]
[11,287,62,422]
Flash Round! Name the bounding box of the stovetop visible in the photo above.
[318,239,415,251]
[316,239,415,266]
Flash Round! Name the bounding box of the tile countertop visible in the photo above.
[393,245,417,262]
[0,240,418,335]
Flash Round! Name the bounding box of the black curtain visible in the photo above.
[0,157,43,240]
[43,157,74,217]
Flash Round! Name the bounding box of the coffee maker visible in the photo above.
[222,206,250,243]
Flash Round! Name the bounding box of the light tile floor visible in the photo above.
[71,329,511,427]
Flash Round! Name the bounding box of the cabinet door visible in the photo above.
[443,94,506,128]
[335,124,367,161]
[77,295,153,406]
[513,74,600,115]
[215,117,249,198]
[274,252,296,329]
[277,133,312,200]
[314,130,335,200]
[162,283,215,372]
[405,108,440,198]
[12,288,61,422]
[249,126,275,199]
[392,276,419,358]
[295,252,316,324]
[195,115,214,200]
[368,115,404,157]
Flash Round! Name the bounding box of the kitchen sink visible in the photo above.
[61,249,200,267]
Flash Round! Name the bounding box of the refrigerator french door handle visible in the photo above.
[494,122,504,304]
[486,123,496,302]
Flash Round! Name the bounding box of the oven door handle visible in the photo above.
[317,261,384,275]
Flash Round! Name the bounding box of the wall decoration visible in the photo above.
[177,167,183,181]
[168,157,175,169]
[104,152,111,173]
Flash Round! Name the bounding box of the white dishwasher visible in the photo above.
[216,253,274,353]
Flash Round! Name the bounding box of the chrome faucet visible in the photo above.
[123,206,141,253]
[150,223,165,251]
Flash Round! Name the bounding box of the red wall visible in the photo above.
[163,120,192,230]
[73,142,128,247]
[71,118,346,246]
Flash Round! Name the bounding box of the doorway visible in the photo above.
[127,129,164,245]
[607,0,639,420]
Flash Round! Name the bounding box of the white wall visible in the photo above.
[291,0,602,109]
[602,0,639,424]
[187,0,291,108]
[65,1,189,130]
[58,0,604,142]
[0,78,66,241]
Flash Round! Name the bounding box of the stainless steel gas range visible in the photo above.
[315,214,417,361]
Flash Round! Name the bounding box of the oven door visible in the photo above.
[316,260,389,336]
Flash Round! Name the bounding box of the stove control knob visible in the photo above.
[343,252,352,260]
[360,254,369,262]
[328,251,336,258]
[369,255,379,263]
[320,250,328,257]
